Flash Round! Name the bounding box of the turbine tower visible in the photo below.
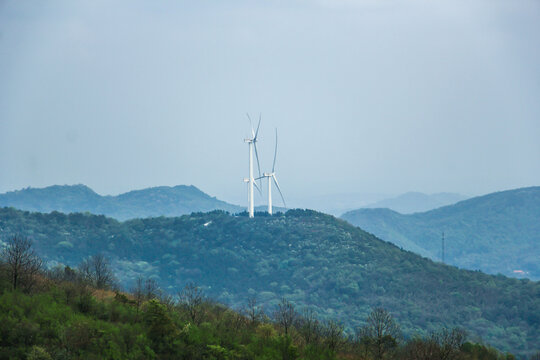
[243,177,261,215]
[244,114,262,218]
[256,129,286,215]
[441,231,445,264]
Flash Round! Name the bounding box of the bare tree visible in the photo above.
[296,308,322,345]
[78,254,115,289]
[273,298,297,336]
[178,282,205,325]
[1,235,42,291]
[244,296,264,326]
[323,319,345,352]
[132,276,146,318]
[437,328,466,360]
[158,292,176,312]
[359,307,401,360]
[354,327,373,360]
[400,328,466,360]
[144,278,160,300]
[132,276,161,318]
[226,309,247,334]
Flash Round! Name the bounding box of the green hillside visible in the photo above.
[0,207,538,356]
[341,187,540,280]
[0,268,520,360]
[0,185,243,220]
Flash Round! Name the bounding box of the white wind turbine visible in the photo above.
[244,114,262,218]
[256,129,286,215]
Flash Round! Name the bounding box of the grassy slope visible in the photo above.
[0,208,538,356]
[341,187,540,280]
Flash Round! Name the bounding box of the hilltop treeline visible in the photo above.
[0,236,532,360]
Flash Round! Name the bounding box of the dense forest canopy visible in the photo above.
[341,186,540,280]
[0,207,538,356]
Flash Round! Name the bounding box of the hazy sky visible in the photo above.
[1,0,539,207]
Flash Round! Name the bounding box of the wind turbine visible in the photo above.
[244,114,262,218]
[256,129,286,215]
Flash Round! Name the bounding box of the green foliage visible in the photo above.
[276,335,299,360]
[461,342,517,360]
[143,299,179,355]
[0,207,538,357]
[27,346,52,360]
[0,269,521,360]
[341,186,540,280]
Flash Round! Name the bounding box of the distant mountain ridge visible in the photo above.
[0,184,243,220]
[341,186,540,280]
[362,192,468,214]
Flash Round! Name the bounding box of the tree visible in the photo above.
[274,298,297,336]
[0,235,42,291]
[437,328,466,360]
[78,254,115,289]
[48,265,78,283]
[27,346,52,360]
[359,307,401,360]
[354,331,373,360]
[244,296,264,326]
[297,308,322,345]
[323,319,344,352]
[400,328,466,360]
[132,276,160,319]
[178,282,205,325]
[143,299,179,355]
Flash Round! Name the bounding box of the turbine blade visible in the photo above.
[272,174,286,208]
[247,113,255,138]
[272,128,278,173]
[254,114,261,140]
[253,180,262,195]
[253,142,262,184]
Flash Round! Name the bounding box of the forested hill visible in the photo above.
[341,186,540,280]
[0,208,538,356]
[0,184,242,220]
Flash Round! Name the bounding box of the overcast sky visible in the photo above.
[1,0,539,207]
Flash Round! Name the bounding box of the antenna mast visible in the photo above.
[441,231,445,264]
